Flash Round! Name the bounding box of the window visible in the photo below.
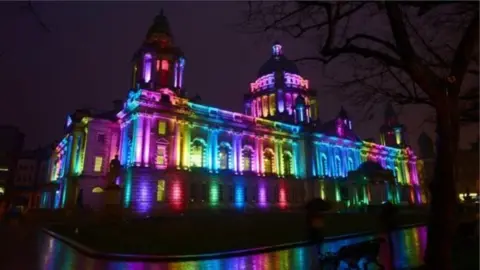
[269,94,276,116]
[161,60,169,71]
[242,146,254,172]
[285,93,292,115]
[97,133,106,144]
[228,184,234,202]
[143,53,152,83]
[158,121,167,135]
[191,139,206,168]
[157,180,165,202]
[264,149,275,174]
[218,144,231,170]
[321,154,328,176]
[218,184,224,202]
[347,158,354,171]
[190,183,197,202]
[201,183,207,201]
[262,96,269,117]
[335,156,342,177]
[94,156,103,172]
[155,145,166,168]
[92,187,104,193]
[283,152,293,176]
[256,97,262,116]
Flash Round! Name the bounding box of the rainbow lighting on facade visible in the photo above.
[41,11,424,213]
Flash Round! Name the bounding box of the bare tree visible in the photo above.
[240,2,478,270]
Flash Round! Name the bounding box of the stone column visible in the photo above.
[182,122,191,168]
[143,116,151,167]
[135,115,144,166]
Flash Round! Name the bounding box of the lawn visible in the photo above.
[47,210,428,256]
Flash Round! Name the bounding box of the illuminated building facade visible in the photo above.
[42,12,423,213]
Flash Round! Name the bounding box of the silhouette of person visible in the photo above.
[109,155,121,185]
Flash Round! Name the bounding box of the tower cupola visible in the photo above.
[380,103,406,147]
[131,10,186,97]
[245,42,318,125]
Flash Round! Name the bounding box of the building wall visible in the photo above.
[47,90,421,213]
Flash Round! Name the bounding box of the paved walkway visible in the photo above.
[0,224,427,270]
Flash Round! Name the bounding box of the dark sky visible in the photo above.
[0,2,477,152]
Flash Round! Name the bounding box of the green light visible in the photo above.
[209,181,219,206]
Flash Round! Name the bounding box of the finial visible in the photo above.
[272,41,283,56]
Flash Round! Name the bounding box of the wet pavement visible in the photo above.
[0,225,427,270]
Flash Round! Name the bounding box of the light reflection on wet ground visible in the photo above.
[2,226,427,270]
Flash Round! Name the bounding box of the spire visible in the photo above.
[339,106,348,119]
[146,9,173,41]
[384,102,398,125]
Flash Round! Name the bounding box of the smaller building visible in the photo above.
[0,125,25,198]
[13,146,53,208]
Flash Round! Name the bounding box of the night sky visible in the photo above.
[0,2,477,151]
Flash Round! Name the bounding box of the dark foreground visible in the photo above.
[47,211,428,256]
[0,225,433,270]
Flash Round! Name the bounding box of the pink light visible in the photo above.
[161,60,169,71]
[170,180,183,210]
[279,185,287,209]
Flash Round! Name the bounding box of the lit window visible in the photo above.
[264,149,275,174]
[158,121,166,135]
[262,96,269,117]
[218,144,230,170]
[94,156,103,172]
[242,147,254,172]
[157,180,165,201]
[191,140,205,168]
[92,187,104,193]
[321,154,328,176]
[285,93,292,115]
[143,53,152,83]
[256,97,262,116]
[161,60,169,71]
[156,145,166,168]
[269,94,276,116]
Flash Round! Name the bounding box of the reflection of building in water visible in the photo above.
[39,11,423,213]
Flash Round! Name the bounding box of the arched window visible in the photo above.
[262,96,269,117]
[264,148,275,174]
[335,156,342,177]
[218,142,232,170]
[321,154,328,176]
[92,187,104,193]
[347,157,354,171]
[242,146,254,172]
[191,139,206,168]
[278,91,284,113]
[283,151,293,176]
[143,53,152,83]
[252,100,257,117]
[256,97,262,117]
[269,94,276,116]
[160,60,169,86]
[285,93,292,115]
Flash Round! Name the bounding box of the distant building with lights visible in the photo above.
[41,11,423,213]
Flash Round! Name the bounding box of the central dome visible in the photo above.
[257,42,299,77]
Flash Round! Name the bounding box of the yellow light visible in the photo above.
[158,121,166,135]
[94,156,103,172]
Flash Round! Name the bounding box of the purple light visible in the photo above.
[272,43,282,56]
[259,183,267,207]
[143,54,152,83]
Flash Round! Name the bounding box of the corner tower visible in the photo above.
[131,10,186,97]
[244,42,318,125]
[380,103,406,147]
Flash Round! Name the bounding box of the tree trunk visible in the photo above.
[425,95,460,270]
